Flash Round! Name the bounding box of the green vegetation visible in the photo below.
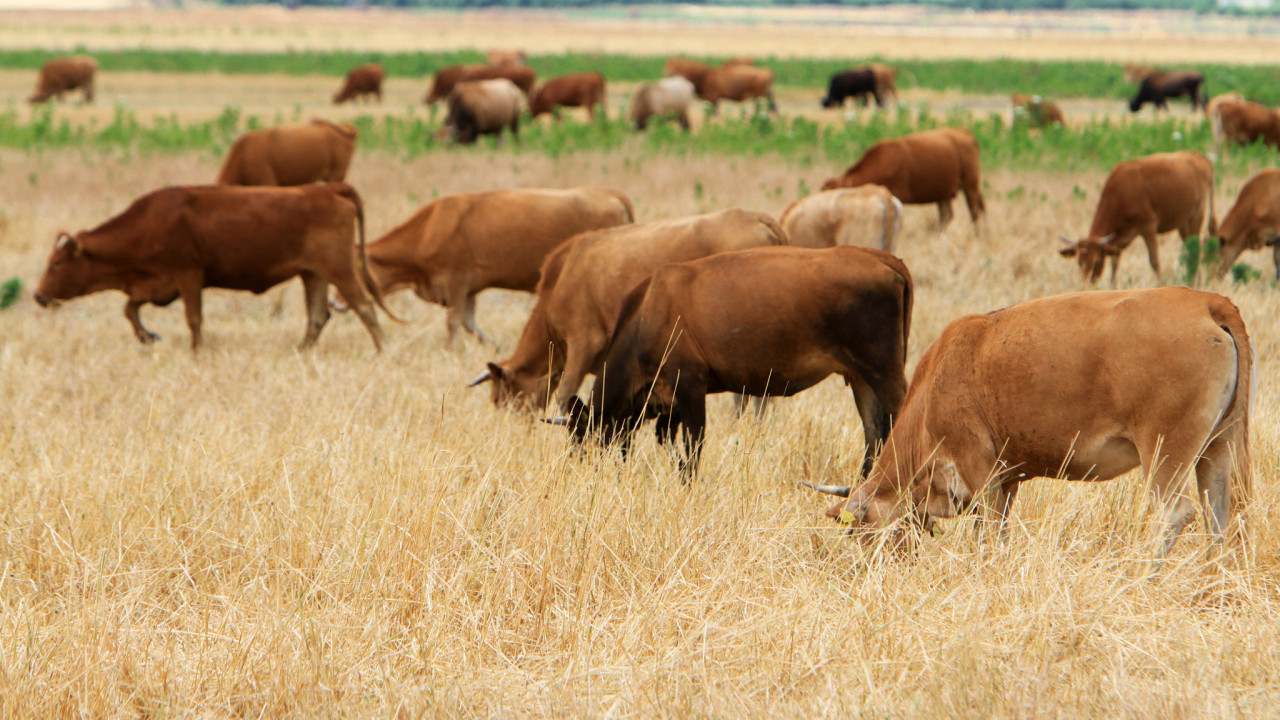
[7,48,1280,104]
[1179,235,1261,285]
[0,277,22,309]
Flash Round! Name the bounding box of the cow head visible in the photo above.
[469,362,553,412]
[1058,234,1117,283]
[34,232,96,308]
[820,95,838,109]
[820,177,844,192]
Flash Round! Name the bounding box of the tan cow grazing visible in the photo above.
[1211,100,1280,151]
[529,72,607,120]
[822,128,986,229]
[629,76,696,131]
[443,79,524,144]
[361,187,634,344]
[33,183,393,351]
[808,288,1252,560]
[698,64,778,116]
[780,185,903,253]
[333,63,384,104]
[29,55,96,104]
[556,246,913,478]
[217,120,358,186]
[423,64,486,104]
[1214,169,1280,279]
[473,209,787,411]
[1010,93,1066,127]
[1059,151,1215,285]
[867,63,898,103]
[486,50,527,67]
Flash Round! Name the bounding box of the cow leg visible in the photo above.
[331,274,384,352]
[1141,230,1162,280]
[1138,437,1203,560]
[936,201,954,231]
[767,91,779,117]
[124,298,160,344]
[554,338,601,410]
[676,385,708,482]
[848,373,891,478]
[298,272,331,350]
[986,479,1021,537]
[677,110,691,132]
[459,293,497,347]
[174,273,205,351]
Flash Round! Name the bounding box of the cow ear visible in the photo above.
[56,233,82,257]
[487,362,506,381]
[1058,237,1078,258]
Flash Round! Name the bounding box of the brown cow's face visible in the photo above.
[34,234,97,307]
[1058,237,1115,283]
[485,362,552,412]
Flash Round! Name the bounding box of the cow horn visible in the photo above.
[1098,233,1118,245]
[801,481,852,498]
[541,417,571,426]
[1059,236,1075,246]
[55,232,73,249]
[466,370,493,388]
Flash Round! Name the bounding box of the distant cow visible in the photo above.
[821,69,881,109]
[443,79,523,144]
[423,64,486,105]
[823,128,986,229]
[1215,169,1280,279]
[33,183,392,351]
[1129,71,1205,112]
[867,64,898,103]
[423,64,536,104]
[1059,151,1215,285]
[486,50,526,67]
[808,287,1252,560]
[217,120,358,186]
[629,76,696,131]
[530,72,607,120]
[1211,100,1280,150]
[333,63,384,104]
[557,246,913,478]
[1010,93,1066,127]
[359,187,634,344]
[699,64,777,116]
[781,185,902,252]
[1123,63,1157,84]
[664,57,714,89]
[473,209,787,411]
[29,55,96,104]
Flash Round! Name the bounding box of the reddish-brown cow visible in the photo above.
[529,72,607,120]
[217,120,358,186]
[1212,100,1280,150]
[29,55,96,103]
[698,64,777,115]
[1215,169,1280,279]
[333,63,384,104]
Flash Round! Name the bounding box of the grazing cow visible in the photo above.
[1214,169,1280,279]
[529,72,607,120]
[1059,151,1215,285]
[28,55,96,104]
[780,185,902,253]
[443,79,523,144]
[33,183,393,351]
[462,65,537,97]
[486,50,526,67]
[1211,100,1280,150]
[867,64,898,103]
[557,246,912,478]
[358,187,634,344]
[423,63,486,105]
[216,120,358,186]
[1010,93,1066,127]
[629,76,696,131]
[808,288,1252,560]
[822,128,986,229]
[698,64,777,116]
[821,69,882,109]
[1129,71,1205,112]
[333,63,384,104]
[473,209,787,411]
[664,57,714,89]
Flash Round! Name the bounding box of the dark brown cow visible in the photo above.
[822,128,986,228]
[359,187,634,344]
[333,63,384,104]
[474,209,787,411]
[29,55,96,104]
[442,79,524,144]
[1215,169,1280,279]
[1059,151,1215,285]
[423,64,486,105]
[1010,93,1066,127]
[557,246,913,478]
[33,183,393,351]
[1129,71,1205,112]
[529,72,607,120]
[1211,100,1280,150]
[216,120,358,186]
[809,288,1252,560]
[698,64,777,116]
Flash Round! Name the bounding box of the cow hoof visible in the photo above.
[137,332,161,344]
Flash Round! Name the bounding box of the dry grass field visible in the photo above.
[4,7,1280,719]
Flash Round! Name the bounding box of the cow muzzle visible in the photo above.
[33,292,59,309]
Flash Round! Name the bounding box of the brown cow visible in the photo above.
[529,72,606,120]
[1130,71,1205,112]
[33,183,393,351]
[442,79,524,144]
[780,185,903,253]
[216,120,358,186]
[333,63,384,104]
[1211,100,1280,150]
[486,50,527,67]
[463,65,537,97]
[361,187,633,344]
[629,76,696,131]
[698,64,777,116]
[1010,93,1066,127]
[557,246,913,479]
[1215,169,1280,279]
[423,64,486,105]
[29,55,96,104]
[867,63,898,103]
[664,58,714,89]
[473,209,787,411]
[1059,151,1215,285]
[822,128,986,229]
[808,288,1252,560]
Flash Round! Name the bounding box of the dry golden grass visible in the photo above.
[4,144,1280,717]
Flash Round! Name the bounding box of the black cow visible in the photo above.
[821,69,882,109]
[1129,71,1205,112]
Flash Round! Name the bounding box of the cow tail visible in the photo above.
[1211,299,1253,537]
[337,183,404,324]
[758,213,789,246]
[1206,174,1218,238]
[608,189,636,224]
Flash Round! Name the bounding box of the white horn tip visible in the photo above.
[541,417,570,426]
[801,482,852,498]
[466,371,493,388]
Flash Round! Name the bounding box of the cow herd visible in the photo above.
[22,51,1272,563]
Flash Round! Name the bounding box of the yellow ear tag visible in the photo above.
[72,244,83,258]
[838,510,858,524]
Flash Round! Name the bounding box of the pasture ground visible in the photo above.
[3,7,1280,719]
